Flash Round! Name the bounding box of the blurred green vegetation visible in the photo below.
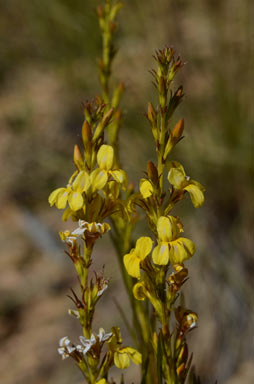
[0,0,253,383]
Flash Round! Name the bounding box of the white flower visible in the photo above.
[60,220,111,246]
[78,334,96,356]
[68,309,80,319]
[77,329,112,357]
[97,283,108,297]
[74,220,111,236]
[98,328,112,342]
[58,336,75,359]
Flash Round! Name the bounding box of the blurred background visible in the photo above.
[0,0,253,383]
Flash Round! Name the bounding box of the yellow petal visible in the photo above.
[90,169,108,191]
[110,169,122,183]
[124,250,141,279]
[157,216,180,242]
[72,171,90,193]
[168,238,195,264]
[96,380,107,384]
[114,351,130,369]
[135,236,153,260]
[110,170,128,189]
[56,189,69,209]
[167,160,185,174]
[62,208,78,222]
[139,179,153,198]
[97,144,114,170]
[184,183,205,208]
[167,168,186,189]
[68,191,83,211]
[152,243,169,265]
[48,187,65,206]
[121,347,142,365]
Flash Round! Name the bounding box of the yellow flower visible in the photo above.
[48,171,90,211]
[124,237,153,279]
[152,216,195,265]
[167,161,205,208]
[90,145,127,191]
[114,347,142,369]
[139,178,154,198]
[96,380,107,384]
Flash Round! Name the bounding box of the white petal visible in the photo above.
[72,227,85,236]
[68,309,80,319]
[76,344,84,352]
[59,336,70,347]
[97,284,108,297]
[82,343,92,355]
[102,332,112,341]
[90,334,96,344]
[98,328,105,341]
[67,346,76,354]
[79,335,90,347]
[58,348,69,359]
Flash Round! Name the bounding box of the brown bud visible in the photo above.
[73,145,83,170]
[82,121,92,145]
[114,108,122,121]
[147,102,156,124]
[96,5,104,18]
[147,161,158,184]
[176,86,183,98]
[172,118,184,140]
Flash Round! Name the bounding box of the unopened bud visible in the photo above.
[114,108,122,121]
[182,312,198,333]
[73,145,83,170]
[172,118,184,140]
[96,5,104,18]
[147,161,158,184]
[176,86,183,98]
[82,121,92,146]
[102,107,114,125]
[147,102,156,124]
[112,82,125,108]
[93,108,114,141]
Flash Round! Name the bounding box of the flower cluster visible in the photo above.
[48,1,205,383]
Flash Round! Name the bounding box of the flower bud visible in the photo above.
[82,121,92,146]
[112,82,125,108]
[147,102,156,124]
[182,312,198,332]
[147,161,158,184]
[93,108,114,141]
[172,118,184,140]
[96,5,104,18]
[73,145,83,170]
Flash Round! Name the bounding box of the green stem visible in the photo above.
[158,113,166,192]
